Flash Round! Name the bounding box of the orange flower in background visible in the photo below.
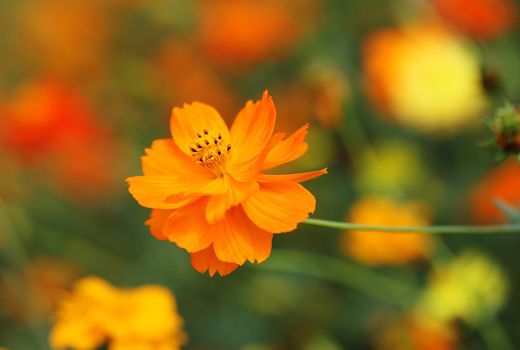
[196,0,318,67]
[276,64,350,131]
[153,41,237,119]
[127,91,327,276]
[471,159,520,223]
[0,257,80,322]
[341,197,434,266]
[431,0,518,41]
[363,23,486,133]
[50,276,186,350]
[0,80,123,201]
[373,314,457,350]
[17,0,110,78]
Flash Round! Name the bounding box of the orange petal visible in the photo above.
[170,102,230,157]
[205,176,259,224]
[257,168,327,183]
[229,91,276,167]
[262,124,309,169]
[212,206,273,265]
[242,181,316,233]
[141,139,210,177]
[190,246,238,277]
[145,209,172,240]
[126,175,226,209]
[163,198,213,252]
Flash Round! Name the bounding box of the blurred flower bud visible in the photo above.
[491,103,520,154]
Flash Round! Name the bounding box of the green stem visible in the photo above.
[304,218,520,234]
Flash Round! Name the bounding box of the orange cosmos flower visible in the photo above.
[431,0,518,41]
[127,91,327,276]
[471,159,520,223]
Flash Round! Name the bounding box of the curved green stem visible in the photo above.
[304,218,520,234]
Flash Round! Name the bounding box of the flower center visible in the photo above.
[189,129,231,175]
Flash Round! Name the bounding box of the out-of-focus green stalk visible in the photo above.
[304,218,520,234]
[0,198,49,348]
[261,249,419,308]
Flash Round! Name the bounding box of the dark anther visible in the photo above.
[214,139,218,145]
[204,140,210,145]
[196,144,202,149]
[203,129,209,135]
[227,145,231,151]
[217,150,222,155]
[218,134,222,140]
[190,147,197,152]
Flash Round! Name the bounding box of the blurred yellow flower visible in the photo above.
[363,23,486,133]
[355,140,431,196]
[341,197,434,266]
[415,251,507,325]
[50,277,186,350]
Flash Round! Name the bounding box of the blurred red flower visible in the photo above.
[471,159,520,223]
[0,80,123,201]
[431,0,518,40]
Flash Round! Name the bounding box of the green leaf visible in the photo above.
[493,198,520,223]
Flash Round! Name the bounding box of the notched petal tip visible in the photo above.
[190,247,239,277]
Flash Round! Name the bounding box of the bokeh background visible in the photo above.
[1,0,520,349]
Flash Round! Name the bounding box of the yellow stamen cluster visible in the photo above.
[189,129,231,169]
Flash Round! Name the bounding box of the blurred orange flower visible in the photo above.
[341,197,434,266]
[24,258,80,320]
[276,65,350,131]
[153,41,237,119]
[196,0,316,67]
[431,0,518,40]
[0,80,123,201]
[373,315,457,350]
[471,159,520,223]
[17,0,110,78]
[50,276,186,350]
[127,91,326,276]
[363,23,486,133]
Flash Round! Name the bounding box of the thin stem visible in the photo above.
[0,197,48,348]
[304,218,520,234]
